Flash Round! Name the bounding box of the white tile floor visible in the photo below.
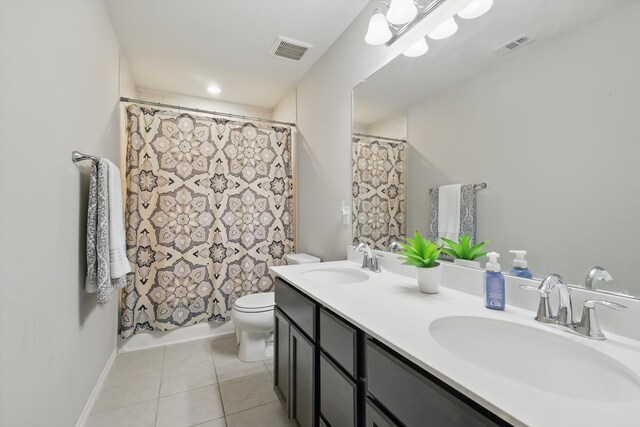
[87,336,293,427]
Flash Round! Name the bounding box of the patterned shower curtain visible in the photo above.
[352,136,406,251]
[120,104,294,339]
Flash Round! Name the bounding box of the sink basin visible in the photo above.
[429,316,640,402]
[302,268,369,284]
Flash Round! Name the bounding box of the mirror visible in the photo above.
[352,0,640,297]
[352,114,407,251]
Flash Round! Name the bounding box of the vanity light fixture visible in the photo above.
[457,0,493,20]
[403,37,429,57]
[364,0,446,46]
[386,0,418,25]
[365,7,393,45]
[207,86,221,94]
[427,17,458,40]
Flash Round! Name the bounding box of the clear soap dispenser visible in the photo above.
[484,252,505,310]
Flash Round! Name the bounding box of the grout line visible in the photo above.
[90,397,159,415]
[224,396,280,418]
[154,346,166,427]
[212,341,228,421]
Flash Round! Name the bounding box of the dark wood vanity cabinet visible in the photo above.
[274,277,509,427]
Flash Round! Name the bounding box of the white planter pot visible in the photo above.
[454,259,482,269]
[416,264,442,294]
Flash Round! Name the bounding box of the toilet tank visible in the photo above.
[285,253,321,265]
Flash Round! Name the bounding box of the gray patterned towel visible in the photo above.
[85,160,126,303]
[428,184,477,244]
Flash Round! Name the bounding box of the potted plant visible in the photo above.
[441,234,489,269]
[399,231,443,294]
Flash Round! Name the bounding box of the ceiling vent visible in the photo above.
[269,36,313,62]
[493,34,535,56]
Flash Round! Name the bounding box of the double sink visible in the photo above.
[299,265,640,404]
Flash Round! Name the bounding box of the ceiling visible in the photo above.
[105,0,368,109]
[354,0,635,126]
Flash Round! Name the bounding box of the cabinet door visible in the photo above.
[365,398,399,427]
[274,308,290,414]
[320,353,357,427]
[291,324,316,427]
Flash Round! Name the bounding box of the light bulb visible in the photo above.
[207,86,221,94]
[403,37,429,57]
[386,0,418,25]
[428,17,458,40]
[457,0,493,19]
[365,9,392,45]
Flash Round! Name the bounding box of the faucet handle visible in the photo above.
[575,300,627,340]
[520,284,545,294]
[583,300,627,311]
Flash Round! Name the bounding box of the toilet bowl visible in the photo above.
[231,292,276,362]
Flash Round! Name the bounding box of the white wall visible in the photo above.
[135,90,272,120]
[355,113,408,140]
[406,3,640,291]
[295,0,470,261]
[0,1,127,425]
[273,89,297,123]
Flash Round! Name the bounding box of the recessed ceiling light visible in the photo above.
[207,86,221,94]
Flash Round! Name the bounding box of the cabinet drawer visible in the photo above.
[275,278,317,341]
[320,353,357,427]
[366,339,505,427]
[320,308,357,377]
[365,398,399,427]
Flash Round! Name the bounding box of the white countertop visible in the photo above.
[270,260,640,427]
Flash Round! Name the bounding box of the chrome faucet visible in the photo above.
[389,241,402,254]
[355,243,383,272]
[522,274,573,326]
[584,266,613,291]
[522,273,627,340]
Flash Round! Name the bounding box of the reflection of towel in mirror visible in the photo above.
[85,159,130,303]
[429,184,477,245]
[437,184,461,242]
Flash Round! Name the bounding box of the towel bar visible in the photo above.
[71,151,100,164]
[428,182,487,195]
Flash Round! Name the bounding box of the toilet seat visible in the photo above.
[233,292,275,313]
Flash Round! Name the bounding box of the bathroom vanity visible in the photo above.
[270,259,640,427]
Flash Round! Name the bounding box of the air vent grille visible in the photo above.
[493,34,535,56]
[269,36,313,62]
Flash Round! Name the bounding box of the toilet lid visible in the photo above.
[234,292,275,313]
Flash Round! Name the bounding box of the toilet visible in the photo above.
[231,253,321,362]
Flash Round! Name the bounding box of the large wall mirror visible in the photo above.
[352,0,640,298]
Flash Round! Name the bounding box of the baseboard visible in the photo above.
[75,347,117,427]
[119,321,235,352]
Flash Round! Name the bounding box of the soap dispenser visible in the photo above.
[509,250,533,279]
[484,252,505,311]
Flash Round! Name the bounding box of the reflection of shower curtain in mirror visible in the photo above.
[352,136,406,250]
[120,104,294,339]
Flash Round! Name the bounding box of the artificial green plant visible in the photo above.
[441,234,489,261]
[399,230,442,268]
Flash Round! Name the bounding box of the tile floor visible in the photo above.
[87,335,293,427]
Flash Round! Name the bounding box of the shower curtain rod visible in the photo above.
[352,132,406,143]
[119,97,297,128]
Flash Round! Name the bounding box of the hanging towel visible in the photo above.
[437,184,462,242]
[106,159,131,278]
[85,159,128,303]
[429,184,478,244]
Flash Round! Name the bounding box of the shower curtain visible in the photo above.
[120,104,294,338]
[352,136,406,251]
